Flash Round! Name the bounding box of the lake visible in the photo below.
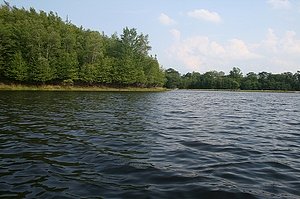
[0,90,299,198]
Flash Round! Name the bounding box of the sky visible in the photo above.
[4,0,300,74]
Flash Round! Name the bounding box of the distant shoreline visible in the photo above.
[172,89,299,93]
[0,83,167,92]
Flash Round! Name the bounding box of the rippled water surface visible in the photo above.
[0,90,300,198]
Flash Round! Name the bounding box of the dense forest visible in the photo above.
[165,67,300,91]
[1,4,299,91]
[0,4,165,87]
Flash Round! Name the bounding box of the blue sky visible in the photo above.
[5,0,300,74]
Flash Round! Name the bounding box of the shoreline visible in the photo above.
[0,84,298,93]
[0,83,167,92]
[179,89,299,93]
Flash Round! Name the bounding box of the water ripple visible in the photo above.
[0,91,299,198]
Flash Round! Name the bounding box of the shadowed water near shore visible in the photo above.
[0,90,299,198]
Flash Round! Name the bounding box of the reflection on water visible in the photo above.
[0,90,300,198]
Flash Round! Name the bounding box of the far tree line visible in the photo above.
[165,67,300,91]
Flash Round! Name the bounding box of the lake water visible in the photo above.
[0,90,299,198]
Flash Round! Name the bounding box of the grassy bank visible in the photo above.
[1,84,297,93]
[0,83,167,92]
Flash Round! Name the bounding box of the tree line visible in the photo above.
[165,67,300,91]
[0,4,165,87]
[1,4,299,91]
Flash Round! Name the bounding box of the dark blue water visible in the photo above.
[0,90,299,198]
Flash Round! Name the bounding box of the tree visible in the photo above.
[143,56,164,87]
[228,67,243,86]
[118,27,151,85]
[165,68,181,89]
[202,71,221,89]
[79,63,97,84]
[258,72,271,90]
[83,31,104,64]
[31,56,53,83]
[241,72,259,90]
[57,52,78,81]
[293,71,300,90]
[0,8,15,79]
[229,67,243,79]
[121,27,151,55]
[5,51,28,81]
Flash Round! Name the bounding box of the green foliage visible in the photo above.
[143,56,165,87]
[5,51,28,81]
[31,56,53,83]
[167,67,300,91]
[121,27,151,56]
[229,67,243,80]
[165,68,181,89]
[79,63,97,83]
[0,4,165,87]
[1,4,298,91]
[57,52,78,81]
[241,72,258,90]
[293,71,300,90]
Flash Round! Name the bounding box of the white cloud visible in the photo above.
[267,0,291,10]
[187,9,221,23]
[210,41,226,56]
[167,29,300,73]
[170,29,181,41]
[158,13,176,26]
[282,31,300,53]
[260,28,300,54]
[227,39,260,60]
[262,28,278,52]
[168,32,259,71]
